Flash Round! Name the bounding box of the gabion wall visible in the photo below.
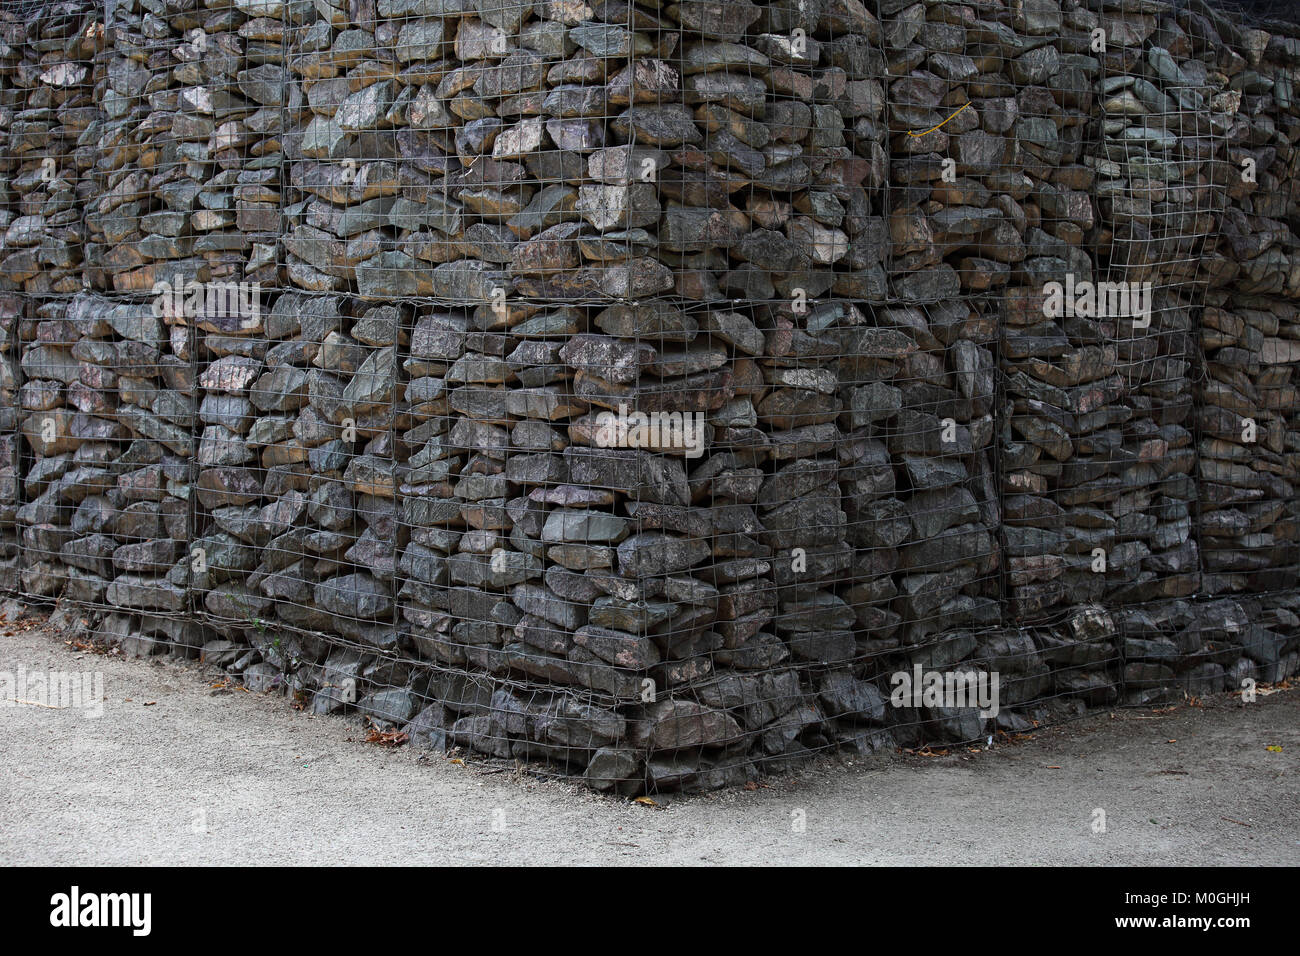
[0,0,1297,793]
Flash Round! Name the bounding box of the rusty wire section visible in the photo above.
[0,0,1297,795]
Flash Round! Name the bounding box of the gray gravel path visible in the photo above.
[2,611,1297,865]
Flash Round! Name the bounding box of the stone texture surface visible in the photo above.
[1,0,1299,795]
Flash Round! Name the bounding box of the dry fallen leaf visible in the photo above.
[364,726,408,747]
[903,746,950,757]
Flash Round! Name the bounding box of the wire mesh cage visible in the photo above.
[0,0,1297,794]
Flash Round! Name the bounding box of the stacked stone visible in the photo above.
[994,4,1226,628]
[273,0,890,303]
[1114,590,1300,704]
[176,289,374,692]
[0,293,23,594]
[14,292,195,664]
[837,299,1004,744]
[0,3,99,295]
[1101,0,1300,702]
[1254,590,1300,684]
[4,0,1300,794]
[265,0,902,786]
[0,13,17,291]
[84,0,285,296]
[1197,6,1300,597]
[1,14,32,594]
[1198,294,1300,594]
[872,0,1089,742]
[972,602,1112,725]
[884,0,1094,302]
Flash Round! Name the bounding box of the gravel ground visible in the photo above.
[1,606,1297,866]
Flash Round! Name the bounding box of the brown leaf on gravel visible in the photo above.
[364,726,409,748]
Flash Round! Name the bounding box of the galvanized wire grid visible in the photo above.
[0,0,1297,794]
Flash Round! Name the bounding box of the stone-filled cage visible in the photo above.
[0,0,1298,793]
